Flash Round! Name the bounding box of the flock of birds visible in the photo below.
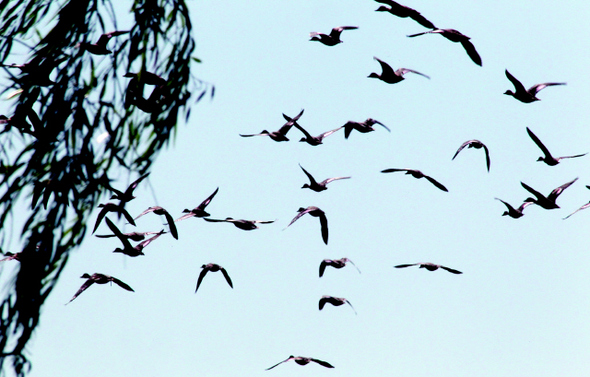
[0,0,587,372]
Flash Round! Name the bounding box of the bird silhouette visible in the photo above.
[342,118,390,139]
[299,164,350,192]
[203,217,275,230]
[240,109,304,142]
[67,273,134,304]
[107,173,150,204]
[452,139,490,172]
[374,0,435,29]
[395,262,462,274]
[319,258,361,277]
[265,355,334,370]
[106,218,164,257]
[319,295,357,315]
[285,206,328,245]
[309,26,358,46]
[291,122,343,146]
[93,202,136,234]
[175,187,219,221]
[368,57,430,84]
[381,168,448,192]
[134,206,178,240]
[526,127,586,166]
[495,198,533,219]
[504,70,565,103]
[521,178,578,210]
[407,28,482,66]
[78,30,129,55]
[195,263,233,293]
[95,230,166,242]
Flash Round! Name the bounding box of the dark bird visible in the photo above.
[79,30,129,55]
[309,26,358,46]
[106,218,164,257]
[134,206,178,240]
[526,127,586,166]
[67,273,134,304]
[504,70,566,103]
[395,262,462,274]
[563,186,590,220]
[176,187,219,221]
[319,257,361,277]
[95,230,166,242]
[285,206,328,245]
[381,168,448,192]
[368,57,430,84]
[240,109,304,142]
[342,118,390,139]
[319,295,357,315]
[374,0,435,29]
[299,164,350,192]
[93,202,135,234]
[291,122,342,146]
[108,173,150,204]
[407,28,482,66]
[195,263,233,293]
[2,56,66,86]
[521,178,578,210]
[495,198,533,219]
[203,217,275,230]
[124,71,168,112]
[452,139,490,172]
[265,356,334,371]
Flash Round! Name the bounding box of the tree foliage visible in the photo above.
[0,1,210,375]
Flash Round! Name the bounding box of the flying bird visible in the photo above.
[106,218,164,257]
[134,206,178,239]
[342,118,390,139]
[319,258,361,277]
[504,70,566,103]
[407,28,482,66]
[203,217,275,230]
[452,139,490,172]
[309,26,358,46]
[368,57,430,84]
[563,186,590,220]
[299,164,350,192]
[107,173,150,204]
[79,30,129,55]
[292,123,343,146]
[67,273,134,304]
[374,0,435,29]
[265,355,334,371]
[95,230,166,242]
[285,206,329,245]
[93,202,135,234]
[175,187,219,221]
[195,263,233,293]
[495,198,533,219]
[240,109,304,142]
[395,262,462,274]
[381,168,448,192]
[319,295,357,315]
[521,178,578,210]
[526,127,586,166]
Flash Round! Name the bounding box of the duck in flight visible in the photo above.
[407,28,482,66]
[526,127,586,166]
[342,118,390,139]
[299,164,350,192]
[79,30,129,55]
[176,187,219,221]
[495,198,533,219]
[452,139,490,172]
[504,70,566,103]
[106,218,165,257]
[95,230,166,242]
[285,206,329,245]
[195,263,233,293]
[265,355,334,370]
[374,0,435,29]
[381,168,448,192]
[93,202,135,234]
[319,258,361,277]
[521,177,578,210]
[67,272,134,304]
[204,217,275,230]
[319,295,357,315]
[290,121,343,146]
[134,206,178,239]
[107,173,150,205]
[368,57,430,84]
[240,109,304,142]
[395,262,462,274]
[309,26,358,46]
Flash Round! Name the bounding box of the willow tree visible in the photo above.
[0,1,210,375]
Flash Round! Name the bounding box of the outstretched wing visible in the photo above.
[111,277,135,292]
[67,279,95,304]
[374,56,395,77]
[398,68,430,79]
[265,357,292,371]
[528,82,566,96]
[563,201,590,220]
[526,127,553,159]
[198,187,219,210]
[299,164,318,186]
[310,358,335,368]
[460,40,482,66]
[318,212,329,245]
[505,70,527,93]
[195,268,209,293]
[548,177,578,202]
[220,267,234,288]
[441,265,463,274]
[424,175,448,192]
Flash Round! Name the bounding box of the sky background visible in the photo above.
[1,0,590,376]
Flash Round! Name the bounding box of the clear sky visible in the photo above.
[1,1,590,376]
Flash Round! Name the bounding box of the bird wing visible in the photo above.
[203,217,227,223]
[195,268,209,293]
[285,208,311,228]
[265,357,292,371]
[105,217,133,250]
[494,198,515,212]
[563,201,590,220]
[517,201,534,212]
[482,143,491,171]
[137,230,165,250]
[120,207,136,227]
[111,277,135,292]
[374,57,395,77]
[526,127,553,160]
[239,133,263,137]
[345,299,358,315]
[293,122,313,139]
[197,187,219,210]
[558,152,588,160]
[408,10,436,29]
[394,263,419,268]
[319,212,329,245]
[329,26,357,39]
[253,219,275,224]
[134,206,159,220]
[299,164,319,186]
[67,278,95,304]
[548,177,578,201]
[220,267,234,288]
[124,172,150,197]
[160,210,178,240]
[505,70,527,93]
[381,168,408,173]
[452,140,471,160]
[320,176,351,186]
[528,82,566,96]
[406,30,432,37]
[318,297,328,310]
[398,68,430,79]
[424,175,448,192]
[521,182,545,201]
[318,126,343,139]
[319,260,328,277]
[310,358,335,368]
[441,266,463,274]
[175,212,195,222]
[460,40,482,66]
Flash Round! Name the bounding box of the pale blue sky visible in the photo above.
[1,1,590,376]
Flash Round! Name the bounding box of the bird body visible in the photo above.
[452,139,490,171]
[504,70,565,103]
[195,263,233,293]
[319,295,357,315]
[176,187,219,221]
[299,164,350,192]
[381,168,448,192]
[521,178,578,209]
[407,28,482,66]
[67,273,134,304]
[369,57,430,84]
[319,257,360,277]
[309,26,358,46]
[343,118,390,139]
[285,206,329,244]
[265,355,334,370]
